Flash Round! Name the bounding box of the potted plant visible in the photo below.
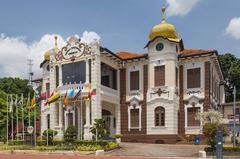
[113,134,123,143]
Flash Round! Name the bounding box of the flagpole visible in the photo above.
[31,93,37,146]
[28,93,30,126]
[16,94,18,141]
[11,95,13,142]
[74,101,76,126]
[80,82,83,140]
[21,93,25,141]
[6,95,9,144]
[34,106,36,146]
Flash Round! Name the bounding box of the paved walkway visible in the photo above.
[105,142,205,158]
[0,154,202,159]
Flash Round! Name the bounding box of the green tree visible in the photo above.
[0,77,34,97]
[219,53,240,102]
[90,118,107,140]
[196,110,228,149]
[0,77,39,141]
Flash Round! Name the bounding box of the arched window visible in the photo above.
[155,107,165,126]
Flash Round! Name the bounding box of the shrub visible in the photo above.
[76,145,103,151]
[64,126,77,144]
[205,146,240,152]
[106,141,119,150]
[43,129,58,145]
[8,140,24,145]
[33,145,73,151]
[113,134,123,139]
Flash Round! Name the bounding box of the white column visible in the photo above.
[90,43,102,124]
[85,59,89,83]
[77,107,81,139]
[128,107,131,131]
[115,103,121,134]
[84,99,92,140]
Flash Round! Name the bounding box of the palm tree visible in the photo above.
[90,118,106,141]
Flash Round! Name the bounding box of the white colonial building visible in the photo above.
[39,7,225,143]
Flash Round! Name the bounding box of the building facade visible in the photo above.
[39,8,225,143]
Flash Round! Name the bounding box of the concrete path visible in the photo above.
[105,142,206,158]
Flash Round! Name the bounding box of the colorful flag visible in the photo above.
[73,89,81,101]
[46,91,60,104]
[38,92,47,101]
[63,91,68,108]
[44,91,54,106]
[91,88,97,96]
[31,95,36,109]
[68,89,75,97]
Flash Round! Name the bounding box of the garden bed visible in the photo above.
[205,146,240,156]
[0,140,119,151]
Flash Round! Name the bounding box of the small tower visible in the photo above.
[146,4,181,136]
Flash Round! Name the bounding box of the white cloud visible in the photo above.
[226,17,240,40]
[81,31,101,44]
[0,31,100,79]
[166,0,201,17]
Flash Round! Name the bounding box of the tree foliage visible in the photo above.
[90,118,107,140]
[219,53,240,102]
[0,77,38,141]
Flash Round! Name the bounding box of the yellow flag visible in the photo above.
[31,95,36,109]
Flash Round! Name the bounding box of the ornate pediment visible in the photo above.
[184,95,203,105]
[55,37,92,62]
[128,96,141,108]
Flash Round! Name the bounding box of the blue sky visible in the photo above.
[0,0,240,77]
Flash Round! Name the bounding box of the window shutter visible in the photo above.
[187,68,201,88]
[195,68,201,88]
[130,109,139,127]
[130,71,139,90]
[155,65,165,86]
[187,107,200,126]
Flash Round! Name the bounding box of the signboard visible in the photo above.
[62,46,84,60]
[55,37,92,61]
[27,126,34,134]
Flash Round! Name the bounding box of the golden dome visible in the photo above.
[44,50,51,61]
[43,35,59,61]
[149,7,180,42]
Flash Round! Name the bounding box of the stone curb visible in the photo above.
[0,150,94,156]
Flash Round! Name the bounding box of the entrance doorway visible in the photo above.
[102,109,115,137]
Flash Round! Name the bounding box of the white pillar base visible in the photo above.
[84,125,93,140]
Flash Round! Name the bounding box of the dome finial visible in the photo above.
[54,35,58,48]
[161,0,166,21]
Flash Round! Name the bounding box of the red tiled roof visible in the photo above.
[116,51,145,60]
[179,49,216,57]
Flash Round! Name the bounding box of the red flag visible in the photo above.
[44,91,54,106]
